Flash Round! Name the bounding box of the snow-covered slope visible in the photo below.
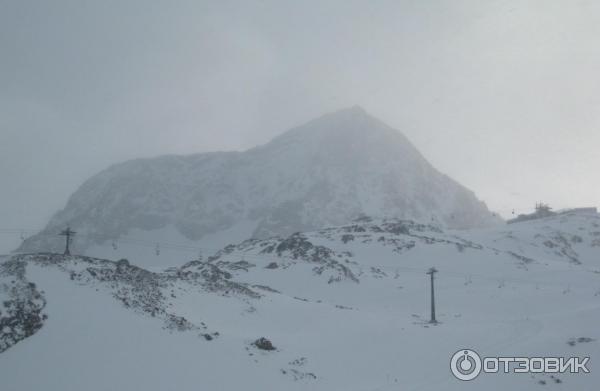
[2,212,599,390]
[18,107,499,265]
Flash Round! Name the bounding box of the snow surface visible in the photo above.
[1,212,599,390]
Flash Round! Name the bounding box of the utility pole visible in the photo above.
[427,267,438,324]
[59,227,76,255]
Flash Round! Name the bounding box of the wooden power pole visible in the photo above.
[59,227,76,255]
[427,267,438,324]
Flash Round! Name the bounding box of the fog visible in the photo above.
[1,0,599,253]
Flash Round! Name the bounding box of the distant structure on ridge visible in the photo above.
[508,202,597,224]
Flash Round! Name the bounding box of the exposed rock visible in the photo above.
[253,337,276,351]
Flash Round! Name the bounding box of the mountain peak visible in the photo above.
[19,108,498,262]
[269,105,398,148]
[334,105,368,116]
[318,105,375,124]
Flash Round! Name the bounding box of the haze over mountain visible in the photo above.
[18,107,499,262]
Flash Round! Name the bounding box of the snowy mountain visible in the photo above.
[2,211,599,390]
[17,107,499,264]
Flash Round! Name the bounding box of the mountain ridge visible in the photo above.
[17,107,500,262]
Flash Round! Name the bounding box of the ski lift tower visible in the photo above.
[427,267,438,324]
[59,227,76,255]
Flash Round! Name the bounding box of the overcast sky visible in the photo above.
[1,0,599,251]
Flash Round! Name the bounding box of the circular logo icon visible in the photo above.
[450,349,482,381]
